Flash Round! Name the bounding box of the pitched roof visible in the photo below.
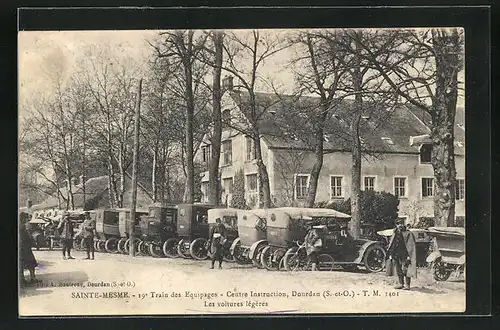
[230,91,442,154]
[406,105,465,155]
[32,174,152,211]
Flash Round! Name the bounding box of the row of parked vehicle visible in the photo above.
[26,204,465,281]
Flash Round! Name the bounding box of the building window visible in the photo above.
[246,174,258,192]
[295,174,310,199]
[455,179,465,200]
[246,136,257,161]
[330,176,343,198]
[420,143,432,164]
[222,140,232,165]
[363,176,375,191]
[201,145,211,163]
[421,178,434,198]
[223,177,233,194]
[394,177,407,198]
[222,109,231,128]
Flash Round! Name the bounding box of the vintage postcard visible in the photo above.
[18,27,466,316]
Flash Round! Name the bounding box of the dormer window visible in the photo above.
[420,143,432,164]
[222,109,231,128]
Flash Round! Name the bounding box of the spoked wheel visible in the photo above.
[231,239,248,265]
[105,238,119,253]
[252,245,266,269]
[134,239,143,255]
[177,240,192,259]
[97,240,106,253]
[283,247,309,271]
[433,260,452,281]
[190,238,209,260]
[363,244,386,272]
[123,239,141,255]
[117,238,126,254]
[163,238,180,258]
[124,239,130,253]
[260,246,278,271]
[149,242,164,258]
[136,241,145,256]
[317,254,334,271]
[79,238,86,251]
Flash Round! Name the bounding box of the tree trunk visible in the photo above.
[208,31,224,205]
[118,146,125,208]
[430,28,459,227]
[184,61,195,204]
[349,35,363,239]
[254,134,272,208]
[152,143,158,203]
[306,131,324,207]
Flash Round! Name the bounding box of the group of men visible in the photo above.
[57,211,96,260]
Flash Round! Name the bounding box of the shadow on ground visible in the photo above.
[37,270,89,283]
[409,286,447,294]
[20,270,89,298]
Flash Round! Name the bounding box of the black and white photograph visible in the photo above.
[18,27,466,315]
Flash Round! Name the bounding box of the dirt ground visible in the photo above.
[19,249,465,316]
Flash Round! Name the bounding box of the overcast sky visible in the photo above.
[18,29,464,119]
[18,30,296,115]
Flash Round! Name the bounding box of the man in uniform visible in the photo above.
[57,212,75,260]
[208,217,227,269]
[82,212,96,260]
[387,219,417,290]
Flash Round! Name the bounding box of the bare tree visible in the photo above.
[149,31,209,203]
[204,31,224,205]
[284,31,353,207]
[220,30,289,208]
[354,28,464,226]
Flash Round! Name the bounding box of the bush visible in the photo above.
[316,190,399,231]
[414,217,435,229]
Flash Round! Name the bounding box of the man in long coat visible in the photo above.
[208,218,227,269]
[81,212,96,260]
[387,219,417,290]
[20,213,38,285]
[57,212,75,260]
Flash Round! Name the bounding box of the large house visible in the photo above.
[197,77,465,226]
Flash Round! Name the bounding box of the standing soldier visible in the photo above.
[208,217,227,269]
[57,212,75,260]
[82,212,95,260]
[387,219,417,290]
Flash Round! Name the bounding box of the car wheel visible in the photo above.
[363,244,386,272]
[163,238,180,258]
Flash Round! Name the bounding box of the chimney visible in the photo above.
[79,174,86,185]
[222,75,233,91]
